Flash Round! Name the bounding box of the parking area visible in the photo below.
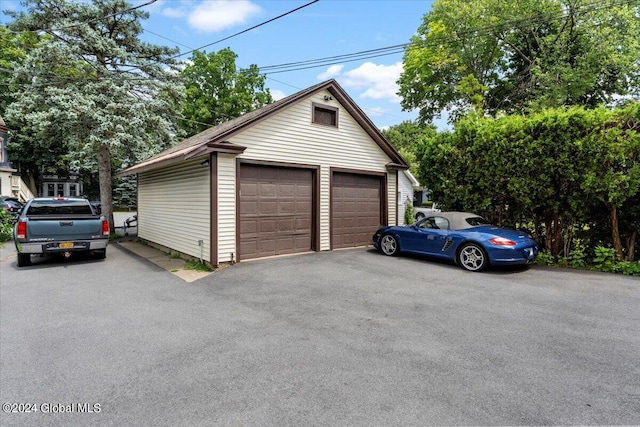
[1,243,639,426]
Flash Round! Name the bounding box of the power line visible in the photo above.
[167,0,319,61]
[141,26,194,50]
[254,0,639,75]
[4,0,637,86]
[8,0,157,34]
[125,0,321,75]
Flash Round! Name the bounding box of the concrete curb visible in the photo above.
[115,240,212,283]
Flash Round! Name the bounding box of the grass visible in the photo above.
[184,259,212,272]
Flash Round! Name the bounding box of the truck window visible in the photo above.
[28,200,93,215]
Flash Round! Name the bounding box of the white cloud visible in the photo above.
[162,7,187,19]
[317,64,344,80]
[342,61,404,103]
[270,89,287,101]
[188,0,262,33]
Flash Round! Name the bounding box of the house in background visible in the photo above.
[119,79,409,265]
[398,169,422,224]
[0,116,34,202]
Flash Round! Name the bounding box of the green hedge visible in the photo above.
[417,103,640,264]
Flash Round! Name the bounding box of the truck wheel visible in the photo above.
[17,253,31,267]
[94,249,106,259]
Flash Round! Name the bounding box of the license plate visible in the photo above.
[59,242,74,249]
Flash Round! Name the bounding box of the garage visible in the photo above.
[120,80,408,265]
[331,171,384,249]
[239,164,315,260]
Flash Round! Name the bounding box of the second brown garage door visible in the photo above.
[331,172,383,249]
[239,164,314,260]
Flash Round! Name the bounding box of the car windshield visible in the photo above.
[465,216,489,227]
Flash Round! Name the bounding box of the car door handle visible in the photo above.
[60,221,73,226]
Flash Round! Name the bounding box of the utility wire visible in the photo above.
[256,0,638,75]
[7,0,157,34]
[168,0,319,61]
[3,0,637,85]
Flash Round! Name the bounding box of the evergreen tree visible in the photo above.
[5,0,184,229]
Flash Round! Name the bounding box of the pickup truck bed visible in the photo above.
[14,198,110,267]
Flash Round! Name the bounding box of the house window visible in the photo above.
[312,103,338,128]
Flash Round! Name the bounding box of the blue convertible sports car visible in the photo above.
[372,212,539,272]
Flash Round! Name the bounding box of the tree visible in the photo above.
[398,0,640,124]
[0,26,40,118]
[415,104,640,261]
[5,0,184,229]
[180,48,273,136]
[381,121,437,177]
[582,103,640,261]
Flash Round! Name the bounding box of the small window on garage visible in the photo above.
[312,103,338,128]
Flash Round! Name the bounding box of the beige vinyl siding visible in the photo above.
[217,154,236,263]
[229,90,394,250]
[138,159,210,261]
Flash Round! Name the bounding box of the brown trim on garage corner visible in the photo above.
[329,167,388,250]
[382,173,388,226]
[210,153,218,267]
[395,170,399,226]
[235,158,320,262]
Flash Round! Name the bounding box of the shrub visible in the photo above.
[404,204,414,225]
[592,246,618,273]
[614,261,640,276]
[535,252,555,266]
[0,210,14,243]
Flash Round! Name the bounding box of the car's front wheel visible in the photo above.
[415,212,425,220]
[380,234,399,256]
[458,243,488,271]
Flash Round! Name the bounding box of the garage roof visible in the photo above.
[117,79,408,176]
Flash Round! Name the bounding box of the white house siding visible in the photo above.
[217,154,236,263]
[398,172,414,225]
[228,90,396,251]
[138,159,211,261]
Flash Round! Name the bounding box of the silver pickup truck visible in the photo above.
[13,198,110,267]
[413,204,441,220]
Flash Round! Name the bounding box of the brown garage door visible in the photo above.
[239,164,314,260]
[332,172,383,249]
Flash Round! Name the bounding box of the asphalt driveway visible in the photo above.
[1,243,639,426]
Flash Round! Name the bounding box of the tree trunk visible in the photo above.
[610,204,624,261]
[98,142,114,232]
[27,171,37,196]
[626,231,637,262]
[552,215,562,259]
[545,211,562,259]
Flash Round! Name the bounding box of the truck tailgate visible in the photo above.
[26,216,103,241]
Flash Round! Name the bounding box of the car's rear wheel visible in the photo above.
[17,253,31,267]
[458,243,488,271]
[94,249,106,259]
[380,234,399,256]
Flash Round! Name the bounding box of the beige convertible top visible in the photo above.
[422,211,488,230]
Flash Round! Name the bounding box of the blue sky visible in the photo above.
[1,0,435,129]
